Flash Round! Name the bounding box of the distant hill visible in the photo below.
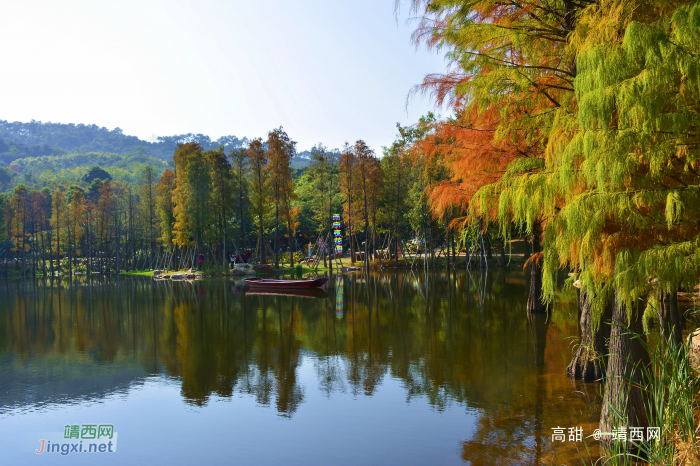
[0,120,327,167]
[0,120,249,162]
[0,119,327,193]
[0,119,328,175]
[0,138,67,165]
[291,151,311,169]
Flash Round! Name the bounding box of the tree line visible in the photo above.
[0,120,494,278]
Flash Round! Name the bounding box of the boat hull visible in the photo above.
[244,278,328,289]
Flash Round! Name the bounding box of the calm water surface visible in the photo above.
[0,271,603,465]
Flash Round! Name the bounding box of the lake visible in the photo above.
[0,270,602,465]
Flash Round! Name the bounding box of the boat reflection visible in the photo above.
[244,287,329,299]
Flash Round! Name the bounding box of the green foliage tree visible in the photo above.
[247,138,271,263]
[208,146,233,268]
[230,148,250,250]
[381,133,413,265]
[137,165,158,255]
[82,166,113,184]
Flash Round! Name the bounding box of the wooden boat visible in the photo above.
[245,288,329,299]
[244,277,328,289]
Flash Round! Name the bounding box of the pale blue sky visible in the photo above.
[0,1,446,152]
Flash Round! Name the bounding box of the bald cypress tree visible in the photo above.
[51,189,67,275]
[208,146,233,269]
[137,165,158,259]
[546,0,700,436]
[172,143,212,256]
[354,140,378,270]
[479,0,700,443]
[267,128,295,269]
[410,0,700,449]
[407,0,592,309]
[247,138,271,264]
[230,148,250,250]
[156,169,176,251]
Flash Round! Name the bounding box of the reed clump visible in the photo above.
[580,331,700,465]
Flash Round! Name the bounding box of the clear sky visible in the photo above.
[0,1,446,153]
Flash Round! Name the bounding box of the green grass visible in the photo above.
[119,270,157,277]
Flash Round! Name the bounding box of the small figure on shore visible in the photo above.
[198,253,204,270]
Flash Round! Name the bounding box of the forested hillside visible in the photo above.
[0,120,249,160]
[0,119,312,194]
[0,138,67,165]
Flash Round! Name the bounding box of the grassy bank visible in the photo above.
[117,253,532,278]
[119,269,197,277]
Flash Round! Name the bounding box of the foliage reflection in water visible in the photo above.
[0,271,602,465]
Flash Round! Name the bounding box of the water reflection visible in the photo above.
[0,271,601,464]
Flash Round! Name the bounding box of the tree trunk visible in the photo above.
[223,221,227,272]
[567,288,612,381]
[40,230,46,277]
[350,226,355,264]
[445,225,450,270]
[528,307,551,369]
[32,231,36,278]
[239,190,246,250]
[86,217,91,277]
[48,232,54,278]
[497,239,506,268]
[464,237,471,267]
[428,221,434,268]
[288,219,294,268]
[115,214,120,273]
[527,220,545,313]
[600,293,650,444]
[658,290,682,348]
[372,215,377,264]
[479,234,486,270]
[68,223,72,278]
[524,236,531,260]
[363,188,369,273]
[56,223,60,275]
[451,230,456,267]
[3,239,8,280]
[259,226,265,264]
[274,205,279,269]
